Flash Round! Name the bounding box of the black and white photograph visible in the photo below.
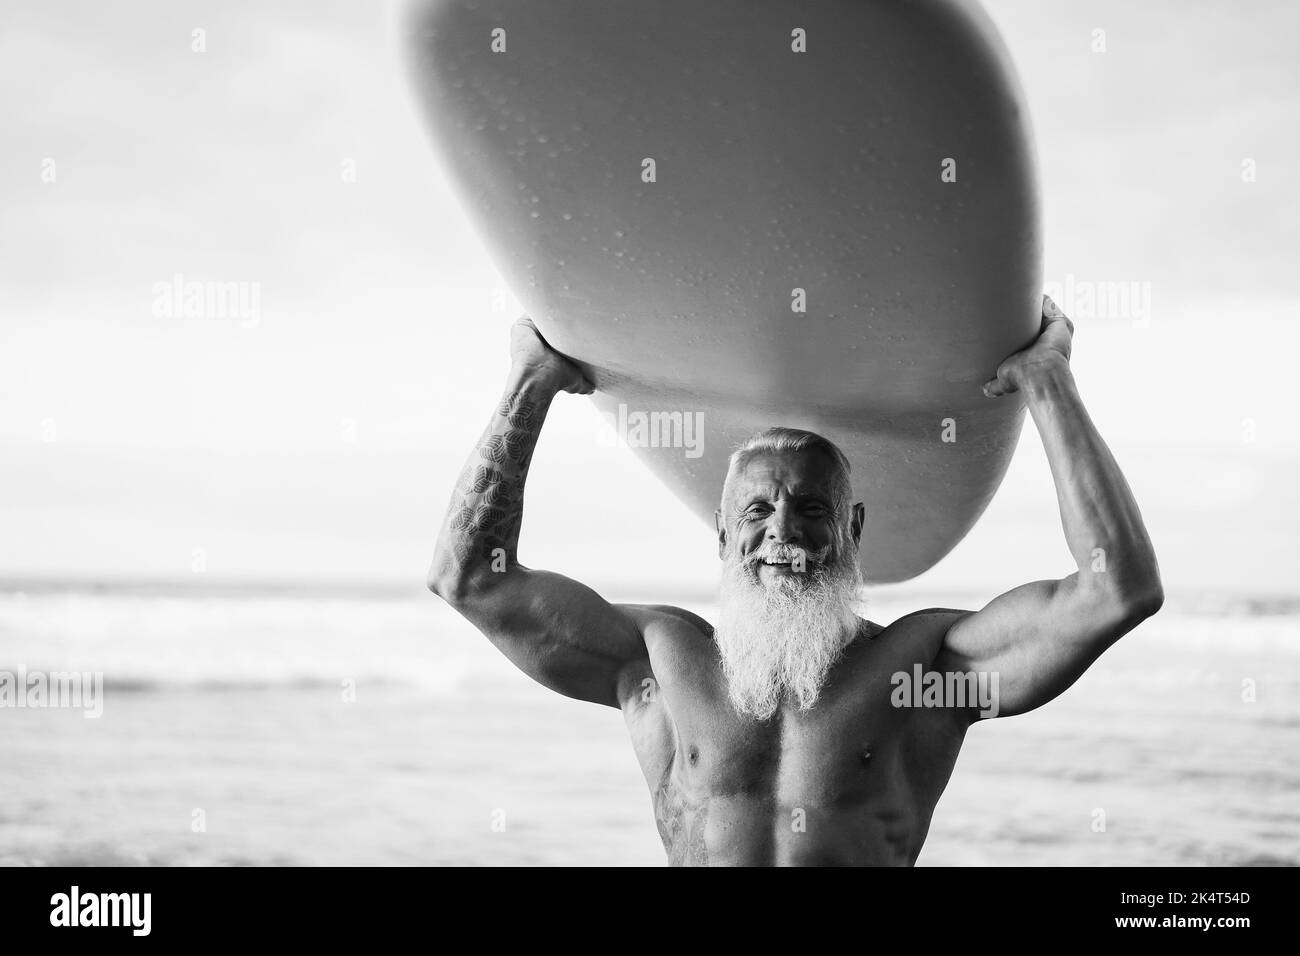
[1,0,1296,904]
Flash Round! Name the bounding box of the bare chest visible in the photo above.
[620,624,968,851]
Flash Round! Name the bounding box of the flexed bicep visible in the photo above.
[455,568,648,708]
[936,575,1150,720]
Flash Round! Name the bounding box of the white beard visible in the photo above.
[713,541,863,721]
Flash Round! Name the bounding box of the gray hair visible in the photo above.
[722,426,853,512]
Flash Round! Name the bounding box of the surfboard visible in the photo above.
[405,0,1042,583]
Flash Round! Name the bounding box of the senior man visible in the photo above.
[427,296,1162,866]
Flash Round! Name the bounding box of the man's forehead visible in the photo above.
[728,448,840,496]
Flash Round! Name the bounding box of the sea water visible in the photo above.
[0,585,1296,866]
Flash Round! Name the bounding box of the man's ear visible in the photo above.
[714,508,727,560]
[850,502,865,547]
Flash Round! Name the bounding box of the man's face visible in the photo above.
[711,447,866,720]
[717,449,862,582]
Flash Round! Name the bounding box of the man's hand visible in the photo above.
[510,316,595,395]
[982,295,1074,398]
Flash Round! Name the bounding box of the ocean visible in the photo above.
[1,583,1297,866]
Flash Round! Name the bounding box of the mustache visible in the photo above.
[739,541,836,570]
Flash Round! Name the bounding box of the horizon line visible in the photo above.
[1,574,1298,614]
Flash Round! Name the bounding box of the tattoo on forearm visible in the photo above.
[435,389,548,577]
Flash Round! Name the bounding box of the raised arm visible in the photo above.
[426,317,648,708]
[935,295,1164,720]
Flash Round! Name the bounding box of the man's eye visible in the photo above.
[744,506,770,517]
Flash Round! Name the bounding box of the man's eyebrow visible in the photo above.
[736,487,832,506]
[787,487,833,503]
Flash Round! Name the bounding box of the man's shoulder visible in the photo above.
[877,606,973,638]
[616,602,715,639]
[610,604,714,716]
[870,608,976,670]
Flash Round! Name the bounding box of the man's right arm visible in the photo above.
[426,318,648,709]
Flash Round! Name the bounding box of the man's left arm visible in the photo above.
[935,295,1164,720]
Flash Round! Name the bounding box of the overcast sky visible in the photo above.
[1,0,1297,599]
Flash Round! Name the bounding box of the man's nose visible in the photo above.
[766,507,800,544]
